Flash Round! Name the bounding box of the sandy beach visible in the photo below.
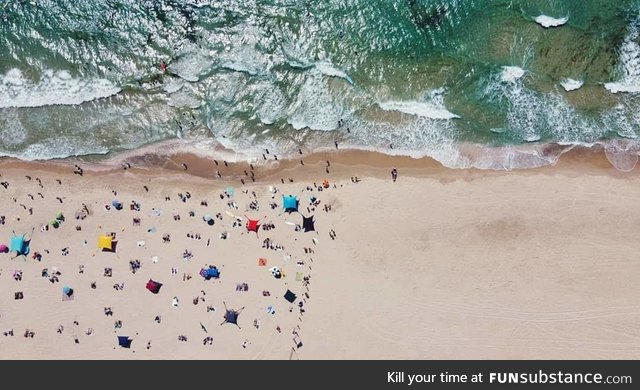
[1,149,640,360]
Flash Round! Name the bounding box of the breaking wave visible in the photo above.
[0,68,121,108]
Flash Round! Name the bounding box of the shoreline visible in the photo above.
[1,140,637,187]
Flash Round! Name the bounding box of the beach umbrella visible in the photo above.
[50,219,60,229]
[203,214,214,226]
[0,244,8,253]
[284,289,297,303]
[56,212,64,221]
[225,186,235,197]
[112,199,123,210]
[146,279,162,294]
[117,336,132,348]
[62,286,74,301]
[270,266,282,279]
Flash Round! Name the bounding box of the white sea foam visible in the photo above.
[186,0,211,7]
[378,100,459,119]
[534,15,568,28]
[605,16,640,93]
[170,50,213,82]
[488,66,604,144]
[0,68,120,108]
[314,60,354,84]
[254,83,287,125]
[167,87,203,109]
[163,78,185,94]
[287,74,344,131]
[500,66,525,83]
[560,78,583,91]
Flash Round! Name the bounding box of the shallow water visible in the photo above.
[1,0,639,169]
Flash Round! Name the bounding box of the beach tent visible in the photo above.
[203,214,214,226]
[112,199,123,210]
[302,215,315,232]
[10,233,30,257]
[117,336,132,348]
[282,195,299,213]
[62,286,74,301]
[246,219,260,232]
[98,234,114,252]
[146,279,162,294]
[200,266,220,280]
[220,302,244,329]
[284,289,297,303]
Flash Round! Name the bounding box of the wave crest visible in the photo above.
[0,68,120,108]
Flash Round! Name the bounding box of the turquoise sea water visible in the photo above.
[1,0,640,169]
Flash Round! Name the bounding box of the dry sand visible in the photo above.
[1,149,640,359]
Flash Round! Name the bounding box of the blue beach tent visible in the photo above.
[282,195,299,213]
[117,336,132,348]
[10,233,30,257]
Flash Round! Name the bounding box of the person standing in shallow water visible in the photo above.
[391,168,397,182]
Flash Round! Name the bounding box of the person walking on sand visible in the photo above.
[391,168,398,182]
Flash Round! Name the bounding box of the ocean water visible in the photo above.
[1,0,640,169]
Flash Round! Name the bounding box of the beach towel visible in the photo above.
[258,258,267,266]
